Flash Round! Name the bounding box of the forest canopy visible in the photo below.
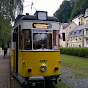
[54,0,88,22]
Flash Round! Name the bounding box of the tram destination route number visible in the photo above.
[33,23,52,29]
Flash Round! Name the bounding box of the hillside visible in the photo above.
[54,0,88,22]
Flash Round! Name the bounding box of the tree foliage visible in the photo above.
[54,0,88,22]
[54,0,73,22]
[0,0,24,47]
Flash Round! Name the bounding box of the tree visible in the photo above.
[54,0,73,22]
[54,0,88,22]
[69,0,88,21]
[0,0,24,46]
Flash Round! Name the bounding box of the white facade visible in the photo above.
[72,14,84,26]
[72,17,79,26]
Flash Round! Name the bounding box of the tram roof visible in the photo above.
[15,14,59,25]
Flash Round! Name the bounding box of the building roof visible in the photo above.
[73,25,84,32]
[68,25,84,37]
[61,22,71,29]
[72,14,84,20]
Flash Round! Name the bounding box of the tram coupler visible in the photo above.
[28,76,45,87]
[51,77,61,84]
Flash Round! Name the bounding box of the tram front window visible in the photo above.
[33,33,52,50]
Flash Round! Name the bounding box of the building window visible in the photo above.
[70,33,72,36]
[86,20,88,25]
[86,29,88,35]
[79,22,80,26]
[81,18,82,21]
[70,38,72,41]
[86,39,88,44]
[74,32,76,35]
[76,36,77,40]
[79,30,81,34]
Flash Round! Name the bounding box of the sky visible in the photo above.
[23,0,64,16]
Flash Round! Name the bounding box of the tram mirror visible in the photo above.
[13,32,18,42]
[62,33,65,41]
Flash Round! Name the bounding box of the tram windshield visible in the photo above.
[21,29,59,50]
[33,33,52,49]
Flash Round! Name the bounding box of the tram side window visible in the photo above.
[22,30,32,50]
[53,30,59,50]
[33,33,52,50]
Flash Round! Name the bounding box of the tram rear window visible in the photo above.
[33,33,52,50]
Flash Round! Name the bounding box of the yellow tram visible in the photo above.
[11,11,61,86]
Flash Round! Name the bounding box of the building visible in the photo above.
[72,14,84,26]
[59,22,77,47]
[68,8,88,47]
[68,25,84,47]
[84,8,88,47]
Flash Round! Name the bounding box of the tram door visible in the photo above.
[14,28,18,73]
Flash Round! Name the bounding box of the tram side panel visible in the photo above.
[11,50,15,70]
[18,51,23,75]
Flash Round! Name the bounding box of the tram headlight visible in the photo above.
[41,64,47,72]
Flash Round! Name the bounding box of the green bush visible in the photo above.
[60,47,88,57]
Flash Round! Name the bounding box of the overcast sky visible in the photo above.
[23,0,64,16]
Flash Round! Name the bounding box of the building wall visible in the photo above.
[65,22,77,47]
[72,18,79,26]
[59,25,66,47]
[59,22,77,47]
[84,16,88,47]
[68,36,83,47]
[84,17,88,25]
[79,16,84,25]
[72,14,84,26]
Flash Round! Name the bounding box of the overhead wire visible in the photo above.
[23,0,37,15]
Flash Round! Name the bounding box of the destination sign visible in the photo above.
[33,23,52,29]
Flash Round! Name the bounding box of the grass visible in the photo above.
[45,81,71,88]
[53,82,71,88]
[61,54,88,78]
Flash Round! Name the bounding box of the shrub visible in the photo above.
[60,47,88,57]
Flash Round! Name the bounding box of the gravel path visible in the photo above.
[61,67,88,88]
[0,49,10,88]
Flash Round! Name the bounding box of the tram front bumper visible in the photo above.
[28,76,45,86]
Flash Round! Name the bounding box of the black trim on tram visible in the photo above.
[16,30,18,73]
[19,50,60,52]
[15,14,59,25]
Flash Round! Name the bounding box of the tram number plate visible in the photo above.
[40,60,47,63]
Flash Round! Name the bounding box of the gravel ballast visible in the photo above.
[61,67,88,88]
